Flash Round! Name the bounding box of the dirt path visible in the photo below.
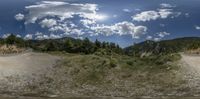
[0,52,61,97]
[0,52,60,77]
[180,54,200,95]
[181,54,200,75]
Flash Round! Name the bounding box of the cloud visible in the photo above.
[91,21,147,38]
[49,33,62,39]
[146,35,153,40]
[195,26,200,30]
[80,19,95,28]
[150,31,170,41]
[15,13,25,21]
[158,9,173,18]
[132,5,181,22]
[132,9,177,22]
[24,34,33,40]
[2,33,21,38]
[157,32,170,38]
[36,35,49,40]
[153,37,161,41]
[2,33,11,38]
[160,3,175,8]
[20,1,106,38]
[185,13,190,17]
[123,9,131,13]
[24,1,98,24]
[39,18,57,28]
[16,34,22,38]
[132,11,160,22]
[16,1,148,39]
[32,32,65,40]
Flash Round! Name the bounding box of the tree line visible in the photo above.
[0,34,123,55]
[2,34,200,56]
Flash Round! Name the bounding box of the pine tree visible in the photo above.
[65,39,73,52]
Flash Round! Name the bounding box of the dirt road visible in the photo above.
[180,54,200,95]
[0,52,61,97]
[181,54,200,75]
[0,52,60,77]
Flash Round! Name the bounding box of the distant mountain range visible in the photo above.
[124,37,200,56]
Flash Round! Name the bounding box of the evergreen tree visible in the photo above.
[82,38,95,54]
[95,39,101,48]
[6,34,17,45]
[65,39,73,52]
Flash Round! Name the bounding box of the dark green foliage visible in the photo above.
[4,34,25,47]
[0,35,123,55]
[81,38,95,54]
[1,34,200,56]
[95,39,101,48]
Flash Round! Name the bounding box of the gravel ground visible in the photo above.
[180,54,200,96]
[0,52,61,97]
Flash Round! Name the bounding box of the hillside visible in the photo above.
[124,37,200,56]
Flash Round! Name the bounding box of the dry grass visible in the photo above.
[0,45,25,55]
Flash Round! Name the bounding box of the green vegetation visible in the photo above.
[48,52,185,96]
[0,34,123,55]
[0,34,26,47]
[50,51,182,86]
[2,34,200,57]
[125,37,200,56]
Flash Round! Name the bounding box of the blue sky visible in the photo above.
[0,0,200,47]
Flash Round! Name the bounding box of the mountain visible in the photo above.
[124,37,200,56]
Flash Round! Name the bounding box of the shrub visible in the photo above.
[109,59,117,68]
[127,61,134,65]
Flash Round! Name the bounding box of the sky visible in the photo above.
[0,0,200,47]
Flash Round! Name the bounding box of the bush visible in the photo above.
[109,59,117,68]
[127,61,134,65]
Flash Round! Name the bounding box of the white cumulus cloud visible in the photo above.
[195,26,200,30]
[91,21,147,38]
[132,11,160,22]
[39,18,57,28]
[132,7,181,22]
[157,32,170,38]
[15,13,25,21]
[24,34,33,40]
[24,1,98,24]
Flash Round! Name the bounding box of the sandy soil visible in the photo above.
[0,52,61,97]
[180,54,200,95]
[0,52,60,77]
[181,54,200,75]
